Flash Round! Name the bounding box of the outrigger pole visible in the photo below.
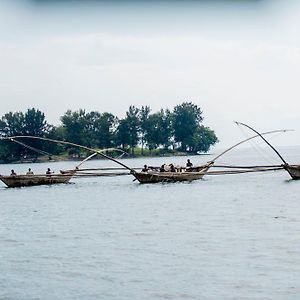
[0,130,291,177]
[234,121,289,165]
[208,129,292,164]
[1,136,134,172]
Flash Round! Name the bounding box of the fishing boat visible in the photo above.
[0,137,127,187]
[0,129,291,185]
[131,164,211,183]
[235,121,300,180]
[130,129,290,183]
[0,172,74,188]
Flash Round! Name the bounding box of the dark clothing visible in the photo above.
[160,166,166,172]
[142,166,149,172]
[170,165,176,172]
[186,161,193,167]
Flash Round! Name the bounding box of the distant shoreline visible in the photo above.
[0,152,214,165]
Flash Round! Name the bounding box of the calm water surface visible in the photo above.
[1,147,300,300]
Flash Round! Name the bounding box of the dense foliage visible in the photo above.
[0,102,218,162]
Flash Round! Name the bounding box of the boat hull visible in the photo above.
[132,171,206,183]
[0,174,73,188]
[284,165,300,180]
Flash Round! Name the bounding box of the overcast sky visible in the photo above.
[0,0,299,149]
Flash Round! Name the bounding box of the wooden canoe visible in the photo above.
[131,164,211,183]
[0,173,74,188]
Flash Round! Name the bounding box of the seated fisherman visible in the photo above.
[26,168,34,175]
[10,169,17,176]
[142,165,149,172]
[186,159,193,168]
[169,164,176,172]
[46,168,53,175]
[160,164,166,172]
[185,159,194,172]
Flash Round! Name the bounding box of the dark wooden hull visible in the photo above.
[284,164,300,180]
[0,174,73,188]
[132,170,207,183]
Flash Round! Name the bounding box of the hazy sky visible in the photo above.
[0,0,300,149]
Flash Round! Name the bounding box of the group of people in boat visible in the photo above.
[9,168,54,176]
[141,159,194,173]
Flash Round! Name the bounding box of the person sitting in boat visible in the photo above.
[186,159,193,172]
[46,168,53,175]
[10,169,17,176]
[169,163,176,172]
[142,165,149,172]
[160,164,166,172]
[186,159,193,168]
[26,168,34,175]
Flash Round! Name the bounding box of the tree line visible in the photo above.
[0,102,218,162]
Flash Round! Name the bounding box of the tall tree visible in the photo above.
[85,111,117,148]
[125,105,140,155]
[173,102,203,151]
[139,106,150,155]
[0,108,50,160]
[23,108,51,154]
[190,125,218,153]
[115,118,131,150]
[23,108,49,137]
[145,109,173,150]
[60,109,88,148]
[0,111,25,137]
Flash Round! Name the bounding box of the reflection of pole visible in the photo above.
[235,121,288,165]
[2,136,134,172]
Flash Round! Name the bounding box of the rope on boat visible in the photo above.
[0,131,291,181]
[206,167,283,175]
[68,165,284,178]
[211,164,283,169]
[71,172,130,177]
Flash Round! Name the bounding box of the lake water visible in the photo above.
[1,146,300,300]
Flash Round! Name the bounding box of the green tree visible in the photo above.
[60,109,88,149]
[115,118,131,150]
[0,108,51,161]
[85,111,117,148]
[190,125,218,153]
[0,111,25,137]
[139,106,150,155]
[23,108,51,155]
[145,109,173,150]
[125,105,140,155]
[23,108,49,137]
[44,125,66,156]
[173,102,203,151]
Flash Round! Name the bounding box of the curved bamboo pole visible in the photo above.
[1,129,292,176]
[234,122,288,164]
[208,129,292,164]
[75,152,97,169]
[9,138,53,157]
[1,136,134,172]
